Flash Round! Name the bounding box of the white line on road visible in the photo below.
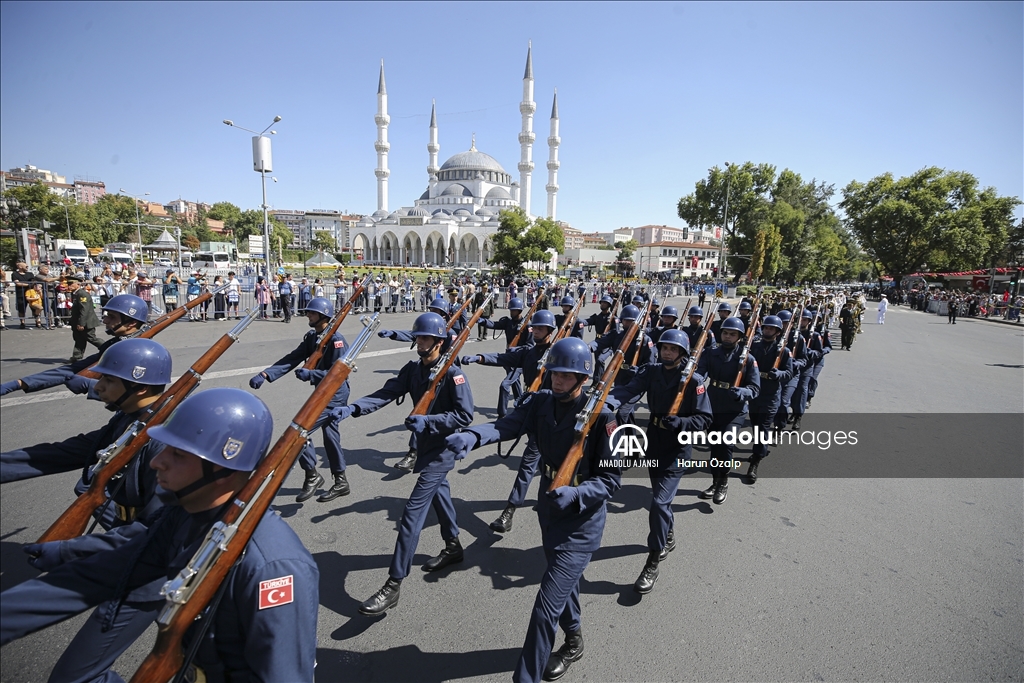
[0,346,415,407]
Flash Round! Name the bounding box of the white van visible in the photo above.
[194,251,232,269]
[97,252,134,269]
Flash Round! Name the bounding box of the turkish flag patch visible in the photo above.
[605,420,618,436]
[334,340,345,348]
[696,385,705,395]
[259,575,294,610]
[453,374,466,385]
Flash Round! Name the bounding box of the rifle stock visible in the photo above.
[526,296,586,394]
[37,308,260,543]
[409,294,493,418]
[445,297,473,332]
[667,310,715,416]
[129,314,380,683]
[509,287,545,348]
[733,296,761,387]
[303,275,371,370]
[773,296,805,370]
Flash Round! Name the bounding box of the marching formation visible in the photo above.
[0,279,845,683]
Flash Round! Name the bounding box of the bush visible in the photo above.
[735,285,778,297]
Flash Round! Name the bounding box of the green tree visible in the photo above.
[840,167,1020,282]
[489,207,534,274]
[311,230,336,254]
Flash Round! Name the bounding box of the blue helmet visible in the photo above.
[657,328,690,353]
[762,315,783,330]
[531,309,557,329]
[559,295,575,307]
[508,297,524,311]
[738,300,753,312]
[777,309,793,323]
[620,305,640,321]
[652,299,661,307]
[687,306,704,317]
[717,302,733,313]
[599,295,614,306]
[661,305,679,319]
[300,297,333,318]
[92,338,172,386]
[631,295,645,306]
[411,312,447,338]
[801,309,814,319]
[545,337,593,375]
[428,297,448,313]
[721,317,746,333]
[149,388,273,472]
[102,294,149,324]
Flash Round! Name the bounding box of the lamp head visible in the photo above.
[223,120,234,126]
[273,115,282,123]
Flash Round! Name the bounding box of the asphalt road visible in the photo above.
[1,300,1021,682]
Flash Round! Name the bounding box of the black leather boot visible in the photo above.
[317,471,350,502]
[296,470,324,503]
[395,449,416,472]
[634,551,661,594]
[358,577,401,616]
[423,537,464,572]
[658,528,676,561]
[713,477,729,505]
[699,482,716,500]
[489,504,516,532]
[746,457,761,484]
[543,629,584,681]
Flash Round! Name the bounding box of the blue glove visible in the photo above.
[729,387,747,402]
[65,375,95,395]
[547,486,580,512]
[405,414,430,433]
[659,415,684,430]
[444,432,478,461]
[588,341,598,352]
[460,355,477,365]
[603,395,621,411]
[23,541,64,572]
[806,350,822,363]
[294,368,313,382]
[1,380,21,396]
[764,369,779,381]
[378,330,393,338]
[331,405,355,421]
[249,374,265,390]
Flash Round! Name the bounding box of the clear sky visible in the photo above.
[2,1,1021,231]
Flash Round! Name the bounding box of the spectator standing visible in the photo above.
[256,276,271,319]
[162,269,181,312]
[185,271,203,320]
[11,261,34,329]
[212,275,227,320]
[135,272,153,318]
[226,270,241,319]
[279,274,294,322]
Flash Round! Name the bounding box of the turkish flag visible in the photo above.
[691,256,698,268]
[259,575,294,609]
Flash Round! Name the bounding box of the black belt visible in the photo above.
[710,379,732,389]
[542,463,580,487]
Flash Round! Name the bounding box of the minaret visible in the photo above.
[374,61,390,212]
[427,100,439,197]
[545,89,560,220]
[517,42,536,216]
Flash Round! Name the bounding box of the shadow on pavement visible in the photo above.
[315,644,520,682]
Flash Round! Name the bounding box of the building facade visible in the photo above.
[634,241,719,278]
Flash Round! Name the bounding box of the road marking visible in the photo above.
[0,346,415,407]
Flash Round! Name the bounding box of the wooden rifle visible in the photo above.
[547,304,646,491]
[509,287,545,348]
[409,294,493,418]
[624,300,653,369]
[666,310,715,416]
[129,313,380,683]
[75,282,232,380]
[302,275,371,370]
[773,296,805,370]
[37,307,261,543]
[526,295,586,394]
[445,297,473,332]
[732,296,761,387]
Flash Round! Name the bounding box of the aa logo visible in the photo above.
[609,424,648,459]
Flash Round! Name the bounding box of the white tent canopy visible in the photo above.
[305,252,341,267]
[146,230,179,252]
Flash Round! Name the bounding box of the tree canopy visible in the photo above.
[489,207,564,274]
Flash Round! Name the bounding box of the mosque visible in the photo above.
[352,44,560,267]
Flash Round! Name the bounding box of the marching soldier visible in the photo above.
[610,329,713,593]
[838,301,856,349]
[648,305,679,345]
[0,388,320,682]
[709,302,732,344]
[736,300,756,337]
[479,297,533,418]
[745,316,794,482]
[462,309,558,533]
[582,295,615,338]
[773,309,808,431]
[0,294,150,398]
[801,309,832,411]
[67,274,104,362]
[554,295,586,339]
[590,305,654,424]
[334,313,474,616]
[696,317,760,504]
[442,338,620,683]
[681,305,713,350]
[249,297,353,503]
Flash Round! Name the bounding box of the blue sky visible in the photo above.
[1,1,1021,231]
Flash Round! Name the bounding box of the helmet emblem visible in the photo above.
[584,361,591,371]
[128,307,137,316]
[132,366,146,379]
[223,438,244,460]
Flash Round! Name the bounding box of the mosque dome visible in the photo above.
[485,186,512,200]
[440,183,473,197]
[408,207,430,216]
[440,149,507,174]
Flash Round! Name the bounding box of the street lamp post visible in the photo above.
[719,162,732,289]
[223,116,281,279]
[119,188,150,263]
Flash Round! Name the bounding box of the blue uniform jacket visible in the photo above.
[748,337,795,412]
[0,506,319,682]
[798,327,832,367]
[478,342,551,388]
[17,336,123,394]
[681,323,715,351]
[467,391,621,552]
[350,360,474,472]
[592,328,655,386]
[696,344,761,414]
[482,315,531,347]
[582,310,612,337]
[610,364,713,467]
[447,303,471,334]
[261,329,350,406]
[553,313,585,339]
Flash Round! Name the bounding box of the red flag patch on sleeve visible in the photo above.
[605,420,618,436]
[334,340,345,348]
[696,385,705,395]
[453,374,466,385]
[258,575,294,610]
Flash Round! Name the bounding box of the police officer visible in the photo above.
[249,297,352,503]
[479,297,533,419]
[582,295,615,338]
[554,295,585,339]
[462,309,557,533]
[648,305,679,345]
[1,294,151,398]
[681,305,713,350]
[696,317,760,504]
[336,313,474,616]
[0,388,320,682]
[709,302,732,344]
[610,329,713,594]
[67,274,104,362]
[442,338,620,683]
[745,316,794,483]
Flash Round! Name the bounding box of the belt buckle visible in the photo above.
[114,503,135,522]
